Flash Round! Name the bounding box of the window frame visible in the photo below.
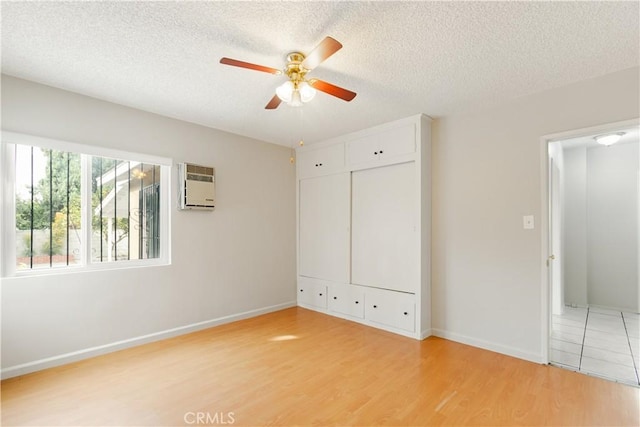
[1,131,172,277]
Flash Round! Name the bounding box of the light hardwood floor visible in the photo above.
[2,307,639,426]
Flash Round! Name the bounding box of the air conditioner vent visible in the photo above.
[178,163,215,210]
[186,164,214,176]
[186,173,213,183]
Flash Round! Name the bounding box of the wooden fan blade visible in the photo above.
[301,37,343,70]
[220,57,282,75]
[309,79,357,102]
[265,94,282,110]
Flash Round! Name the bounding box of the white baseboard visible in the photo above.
[431,328,544,364]
[420,328,433,340]
[587,303,638,314]
[1,301,296,379]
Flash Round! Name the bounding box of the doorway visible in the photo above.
[542,119,640,386]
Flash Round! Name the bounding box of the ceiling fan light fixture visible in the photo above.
[276,80,316,107]
[276,80,314,107]
[594,132,625,146]
[289,90,303,107]
[276,81,294,102]
[298,81,316,102]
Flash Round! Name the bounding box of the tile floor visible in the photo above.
[550,306,640,386]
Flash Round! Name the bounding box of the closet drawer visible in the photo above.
[329,285,365,319]
[365,288,415,332]
[297,277,328,309]
[297,143,345,178]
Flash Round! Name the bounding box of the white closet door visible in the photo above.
[299,173,350,282]
[351,162,417,292]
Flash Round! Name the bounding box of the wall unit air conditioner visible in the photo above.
[178,163,215,210]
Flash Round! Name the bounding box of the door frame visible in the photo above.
[539,118,639,364]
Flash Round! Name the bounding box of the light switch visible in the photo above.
[523,215,534,230]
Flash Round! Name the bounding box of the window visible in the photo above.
[90,158,162,263]
[1,132,171,276]
[15,145,82,269]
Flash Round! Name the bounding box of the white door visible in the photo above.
[549,154,564,315]
[351,162,417,292]
[298,173,350,283]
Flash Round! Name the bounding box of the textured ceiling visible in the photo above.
[2,1,639,147]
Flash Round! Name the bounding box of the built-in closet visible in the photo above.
[296,115,431,339]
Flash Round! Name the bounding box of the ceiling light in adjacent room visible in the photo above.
[594,132,625,146]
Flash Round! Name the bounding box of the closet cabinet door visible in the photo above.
[347,124,416,167]
[299,173,350,283]
[298,143,344,179]
[351,162,417,293]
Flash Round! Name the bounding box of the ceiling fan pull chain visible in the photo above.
[298,108,305,147]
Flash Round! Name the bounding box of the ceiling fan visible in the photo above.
[220,36,357,109]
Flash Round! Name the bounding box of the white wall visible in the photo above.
[0,75,296,377]
[563,147,588,306]
[562,142,639,311]
[587,142,639,310]
[431,67,639,362]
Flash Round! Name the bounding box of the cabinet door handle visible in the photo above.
[319,293,323,296]
[319,163,323,166]
[379,150,383,154]
[374,151,378,155]
[373,305,377,308]
[333,296,337,300]
[403,312,408,315]
[355,301,359,304]
[300,289,304,292]
[315,163,318,167]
